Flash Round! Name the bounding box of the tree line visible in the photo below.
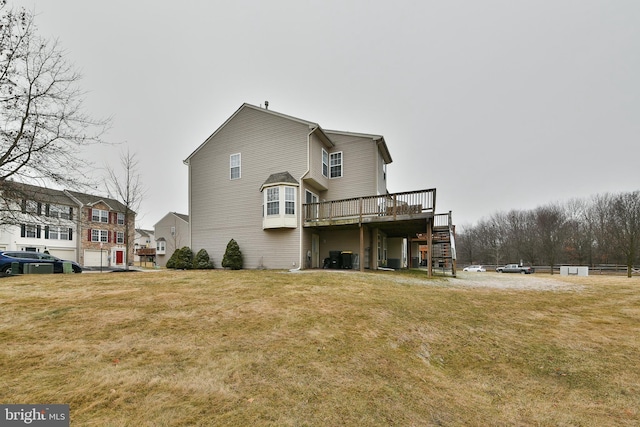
[455,191,640,277]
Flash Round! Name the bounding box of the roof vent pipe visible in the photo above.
[265,101,269,109]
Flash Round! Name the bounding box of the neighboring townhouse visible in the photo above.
[154,212,189,267]
[0,183,137,268]
[65,191,135,268]
[134,228,156,266]
[184,103,456,275]
[0,182,78,261]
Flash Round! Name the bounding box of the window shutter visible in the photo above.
[37,203,42,215]
[89,209,92,221]
[44,226,49,239]
[45,204,50,217]
[21,225,26,237]
[69,207,73,220]
[36,225,41,239]
[88,229,92,241]
[68,228,73,241]
[21,200,26,213]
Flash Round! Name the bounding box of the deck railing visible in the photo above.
[434,211,453,229]
[303,189,436,223]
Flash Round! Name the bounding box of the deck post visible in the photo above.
[359,224,365,272]
[427,218,433,278]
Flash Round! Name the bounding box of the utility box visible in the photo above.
[24,263,54,274]
[62,262,73,274]
[560,266,589,276]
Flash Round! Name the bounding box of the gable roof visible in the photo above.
[183,103,335,164]
[154,211,189,228]
[324,130,393,164]
[64,190,129,213]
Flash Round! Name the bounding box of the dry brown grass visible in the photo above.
[1,270,639,426]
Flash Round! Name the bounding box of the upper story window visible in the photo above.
[48,204,71,220]
[330,152,343,178]
[322,149,329,177]
[117,212,125,225]
[116,231,125,244]
[24,200,40,215]
[230,153,241,180]
[92,208,109,223]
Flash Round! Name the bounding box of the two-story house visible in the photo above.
[184,103,454,275]
[154,212,189,267]
[134,228,156,266]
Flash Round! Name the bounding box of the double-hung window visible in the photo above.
[92,229,108,243]
[285,187,295,215]
[266,187,279,215]
[230,153,241,180]
[330,152,343,178]
[117,213,125,225]
[116,231,125,244]
[322,149,329,177]
[92,209,109,223]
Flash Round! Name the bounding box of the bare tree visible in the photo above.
[104,150,145,270]
[608,191,640,278]
[535,204,568,274]
[0,2,108,223]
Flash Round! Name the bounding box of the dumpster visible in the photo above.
[24,263,54,274]
[341,251,353,269]
[329,251,342,269]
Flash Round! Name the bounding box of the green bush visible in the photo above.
[193,249,214,269]
[166,246,194,270]
[222,239,243,270]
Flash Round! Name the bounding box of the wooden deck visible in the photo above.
[303,189,436,230]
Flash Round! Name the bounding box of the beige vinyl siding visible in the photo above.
[305,133,330,191]
[189,106,309,269]
[154,213,189,267]
[323,132,380,200]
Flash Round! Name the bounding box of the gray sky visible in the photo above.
[12,0,640,229]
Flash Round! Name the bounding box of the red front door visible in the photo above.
[116,250,124,265]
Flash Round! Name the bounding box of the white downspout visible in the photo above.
[290,126,315,272]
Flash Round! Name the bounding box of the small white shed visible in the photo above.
[560,266,589,276]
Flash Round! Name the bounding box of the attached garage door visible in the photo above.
[50,248,76,262]
[84,249,108,267]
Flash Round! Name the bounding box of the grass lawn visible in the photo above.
[1,270,639,426]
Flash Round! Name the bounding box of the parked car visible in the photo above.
[0,251,82,274]
[463,265,486,272]
[496,264,534,274]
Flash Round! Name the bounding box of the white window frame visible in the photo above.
[330,151,343,178]
[92,209,109,223]
[117,212,125,225]
[49,204,70,220]
[116,231,124,244]
[285,186,296,215]
[230,153,241,180]
[322,149,329,178]
[92,229,108,243]
[266,187,279,216]
[157,241,166,252]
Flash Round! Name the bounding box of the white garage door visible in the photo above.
[84,249,108,267]
[50,249,76,262]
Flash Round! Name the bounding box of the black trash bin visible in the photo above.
[341,251,353,269]
[329,251,342,269]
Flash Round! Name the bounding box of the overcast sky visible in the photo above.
[12,0,640,229]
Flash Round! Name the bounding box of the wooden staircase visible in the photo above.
[432,212,457,277]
